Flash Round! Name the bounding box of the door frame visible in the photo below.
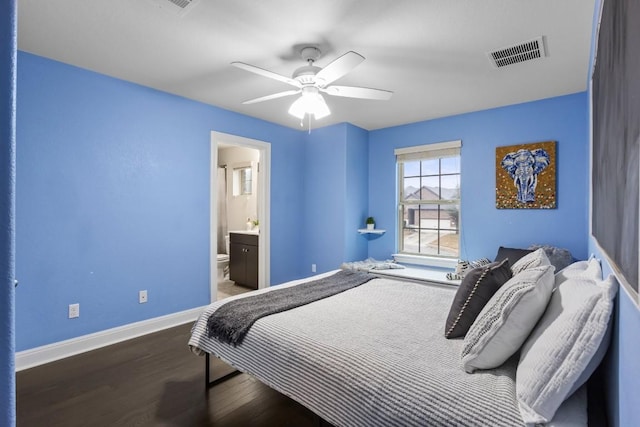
[210,131,271,303]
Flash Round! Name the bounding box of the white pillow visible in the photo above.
[555,257,613,397]
[515,268,617,424]
[461,265,555,373]
[554,256,602,287]
[511,248,552,275]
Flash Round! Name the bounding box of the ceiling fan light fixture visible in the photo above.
[288,88,331,120]
[234,47,391,124]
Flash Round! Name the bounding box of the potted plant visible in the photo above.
[252,219,259,231]
[366,217,375,230]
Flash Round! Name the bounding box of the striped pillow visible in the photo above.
[461,265,555,372]
[511,248,552,275]
[446,258,491,280]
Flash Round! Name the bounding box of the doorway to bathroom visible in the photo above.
[210,131,271,303]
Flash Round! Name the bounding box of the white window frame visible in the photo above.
[394,140,462,268]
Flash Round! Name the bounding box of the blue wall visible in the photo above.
[367,93,589,262]
[590,240,640,427]
[344,124,369,262]
[302,123,368,274]
[0,1,16,425]
[303,124,348,273]
[610,289,640,426]
[15,52,306,351]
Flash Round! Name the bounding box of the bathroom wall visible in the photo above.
[218,146,260,233]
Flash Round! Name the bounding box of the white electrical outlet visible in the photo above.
[139,290,148,304]
[68,303,80,319]
[311,264,317,273]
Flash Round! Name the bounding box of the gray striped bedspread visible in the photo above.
[189,275,527,426]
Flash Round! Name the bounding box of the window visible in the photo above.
[232,166,252,196]
[396,141,461,258]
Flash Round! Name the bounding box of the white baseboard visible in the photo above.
[15,305,207,371]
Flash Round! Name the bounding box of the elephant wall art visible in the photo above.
[496,140,556,209]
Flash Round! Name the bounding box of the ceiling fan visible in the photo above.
[231,46,393,121]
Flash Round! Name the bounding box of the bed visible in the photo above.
[189,255,612,427]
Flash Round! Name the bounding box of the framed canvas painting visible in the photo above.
[496,140,556,209]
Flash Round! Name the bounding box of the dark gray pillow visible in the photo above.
[528,244,575,273]
[444,258,512,339]
[494,246,534,265]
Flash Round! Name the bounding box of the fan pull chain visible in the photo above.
[298,114,314,134]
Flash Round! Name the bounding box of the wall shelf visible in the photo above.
[357,229,386,235]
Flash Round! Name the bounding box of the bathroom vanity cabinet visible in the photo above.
[229,232,259,289]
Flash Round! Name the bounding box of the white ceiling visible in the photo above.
[17,0,596,131]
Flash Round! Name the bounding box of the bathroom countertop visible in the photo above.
[229,230,259,235]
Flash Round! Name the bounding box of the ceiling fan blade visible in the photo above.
[315,51,365,87]
[322,85,393,101]
[242,90,301,105]
[231,62,301,88]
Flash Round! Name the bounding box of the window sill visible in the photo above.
[372,265,460,287]
[391,253,457,269]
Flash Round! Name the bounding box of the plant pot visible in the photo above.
[366,223,375,230]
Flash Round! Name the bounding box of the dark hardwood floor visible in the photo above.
[17,323,319,427]
[17,319,606,427]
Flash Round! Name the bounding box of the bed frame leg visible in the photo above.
[312,413,333,426]
[205,353,241,390]
[205,353,210,388]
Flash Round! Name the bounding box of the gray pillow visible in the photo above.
[516,258,617,424]
[528,244,574,272]
[444,258,512,339]
[494,246,533,265]
[461,265,555,372]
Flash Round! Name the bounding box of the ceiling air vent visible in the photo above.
[147,0,200,16]
[487,36,546,68]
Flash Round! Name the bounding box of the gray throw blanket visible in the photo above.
[207,270,375,345]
